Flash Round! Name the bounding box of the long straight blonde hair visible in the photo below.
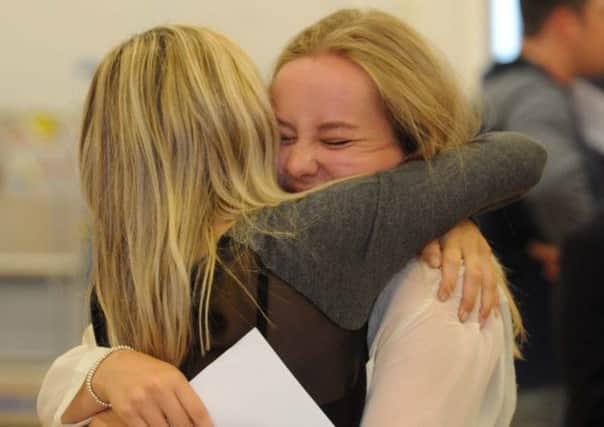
[80,25,295,365]
[274,9,526,353]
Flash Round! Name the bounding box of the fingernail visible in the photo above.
[480,316,487,329]
[494,308,500,318]
[459,310,469,322]
[438,289,449,301]
[430,256,441,268]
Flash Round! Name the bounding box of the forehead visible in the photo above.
[583,0,604,16]
[271,53,384,119]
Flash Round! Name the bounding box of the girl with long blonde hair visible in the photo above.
[270,9,525,426]
[38,22,544,427]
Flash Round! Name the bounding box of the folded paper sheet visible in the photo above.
[190,328,334,427]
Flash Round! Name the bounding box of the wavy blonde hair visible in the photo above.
[274,9,525,354]
[80,25,296,365]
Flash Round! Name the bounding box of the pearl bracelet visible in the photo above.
[85,345,133,408]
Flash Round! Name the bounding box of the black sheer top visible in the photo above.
[93,239,368,426]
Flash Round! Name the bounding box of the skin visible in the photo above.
[522,0,604,83]
[90,409,127,427]
[571,0,604,77]
[62,349,212,427]
[272,53,498,322]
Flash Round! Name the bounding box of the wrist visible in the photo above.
[87,345,133,407]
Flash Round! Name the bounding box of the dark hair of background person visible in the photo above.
[521,0,588,35]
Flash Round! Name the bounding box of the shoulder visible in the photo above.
[485,64,562,98]
[484,66,571,128]
[369,259,450,348]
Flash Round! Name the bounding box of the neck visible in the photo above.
[215,219,234,239]
[521,37,577,85]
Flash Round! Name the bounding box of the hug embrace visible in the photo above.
[38,8,546,427]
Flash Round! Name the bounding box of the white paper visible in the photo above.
[189,328,335,427]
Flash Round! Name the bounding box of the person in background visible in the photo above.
[480,0,604,424]
[37,17,546,427]
[559,78,604,427]
[572,77,604,200]
[558,209,604,427]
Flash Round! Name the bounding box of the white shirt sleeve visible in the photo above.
[37,325,108,427]
[363,259,515,427]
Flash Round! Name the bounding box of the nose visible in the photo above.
[281,140,320,181]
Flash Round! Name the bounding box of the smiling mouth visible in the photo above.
[280,180,314,193]
[278,174,324,193]
[285,183,307,193]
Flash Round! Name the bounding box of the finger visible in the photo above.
[113,402,148,427]
[438,249,462,301]
[176,384,213,427]
[141,404,168,427]
[479,262,497,328]
[459,262,481,322]
[137,380,172,427]
[159,391,193,427]
[420,239,442,268]
[115,411,147,427]
[117,389,165,427]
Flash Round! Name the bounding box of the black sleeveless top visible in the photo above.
[91,134,546,426]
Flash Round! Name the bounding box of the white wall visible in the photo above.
[397,0,490,94]
[0,0,488,110]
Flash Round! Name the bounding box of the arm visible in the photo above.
[362,261,514,427]
[503,84,595,244]
[251,131,546,329]
[37,326,211,427]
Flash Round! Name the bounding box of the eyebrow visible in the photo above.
[276,117,296,131]
[276,117,358,132]
[318,121,358,131]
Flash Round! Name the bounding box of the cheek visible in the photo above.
[318,143,405,178]
[312,149,359,179]
[353,144,405,175]
[358,155,403,175]
[277,145,290,173]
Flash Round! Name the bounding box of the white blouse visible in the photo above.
[363,259,517,427]
[37,325,104,427]
[37,259,516,427]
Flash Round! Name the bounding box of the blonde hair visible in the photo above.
[274,9,525,354]
[80,25,295,365]
[274,9,480,160]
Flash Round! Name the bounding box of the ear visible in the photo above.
[548,6,584,40]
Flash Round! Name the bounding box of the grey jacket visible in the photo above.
[483,59,595,244]
[244,132,546,329]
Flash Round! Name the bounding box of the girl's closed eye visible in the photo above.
[322,139,354,147]
[280,134,297,145]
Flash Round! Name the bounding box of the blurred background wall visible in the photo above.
[0,0,489,111]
